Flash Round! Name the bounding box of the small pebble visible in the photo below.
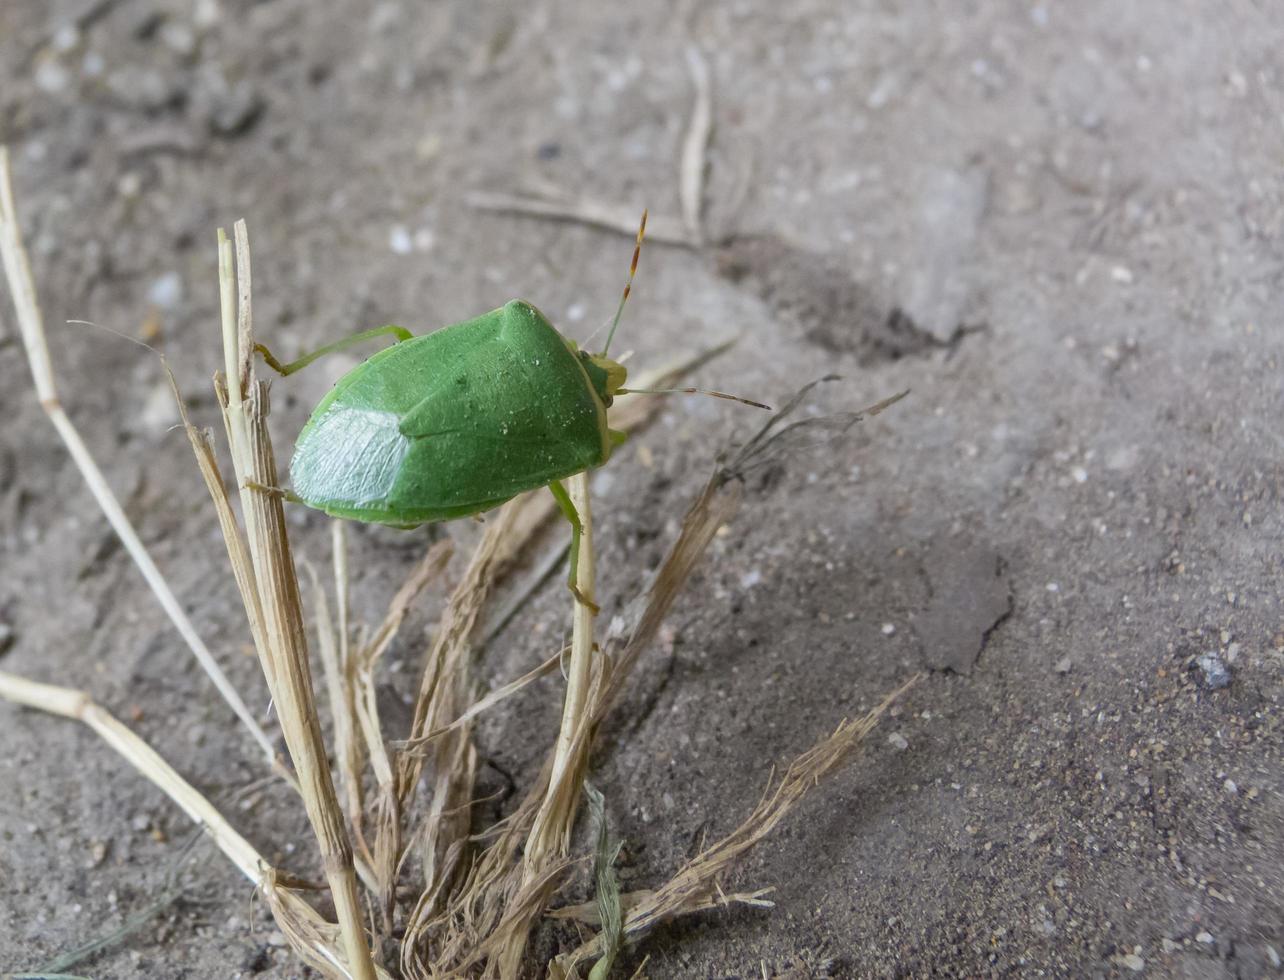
[194,0,221,30]
[867,71,901,109]
[208,82,264,136]
[136,381,178,435]
[887,732,909,751]
[881,622,896,636]
[160,21,197,57]
[107,66,174,111]
[1223,779,1237,795]
[147,271,184,309]
[52,24,81,52]
[35,59,72,94]
[117,172,143,198]
[1266,945,1280,968]
[1054,656,1072,674]
[389,225,413,255]
[1196,931,1214,945]
[1161,938,1179,954]
[89,840,109,867]
[1118,953,1144,972]
[1197,652,1232,689]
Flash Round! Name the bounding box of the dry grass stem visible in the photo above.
[680,45,713,242]
[211,222,376,980]
[0,670,388,979]
[526,470,598,867]
[556,674,922,974]
[547,887,775,927]
[308,563,364,852]
[397,645,566,751]
[466,189,695,247]
[468,46,716,249]
[328,538,453,913]
[0,145,277,769]
[391,500,525,919]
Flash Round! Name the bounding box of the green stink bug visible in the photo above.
[285,298,627,529]
[258,214,765,607]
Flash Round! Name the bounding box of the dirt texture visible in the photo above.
[2,1,1283,977]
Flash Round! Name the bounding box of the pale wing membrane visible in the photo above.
[292,405,412,508]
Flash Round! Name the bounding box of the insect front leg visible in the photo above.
[547,479,600,615]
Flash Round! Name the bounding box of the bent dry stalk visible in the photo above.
[212,223,376,980]
[0,146,279,771]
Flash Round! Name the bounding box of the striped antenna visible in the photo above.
[602,209,647,355]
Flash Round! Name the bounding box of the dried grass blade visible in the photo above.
[526,471,598,868]
[680,45,713,242]
[0,671,388,980]
[397,645,565,753]
[215,222,376,980]
[584,784,623,980]
[389,500,525,914]
[0,146,277,767]
[307,563,367,855]
[561,675,921,972]
[466,190,695,247]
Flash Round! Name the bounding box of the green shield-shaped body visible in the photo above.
[290,300,613,526]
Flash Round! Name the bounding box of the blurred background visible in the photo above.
[1,1,1282,976]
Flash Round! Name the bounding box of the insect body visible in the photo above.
[289,299,626,528]
[260,213,764,608]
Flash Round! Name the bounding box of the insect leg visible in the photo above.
[255,324,415,377]
[243,478,302,504]
[547,479,600,615]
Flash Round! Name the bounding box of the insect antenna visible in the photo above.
[616,385,772,411]
[601,209,647,356]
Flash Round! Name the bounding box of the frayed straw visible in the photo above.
[0,146,278,770]
[553,675,922,974]
[0,671,392,980]
[210,223,376,979]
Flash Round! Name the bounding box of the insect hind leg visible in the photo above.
[547,479,599,615]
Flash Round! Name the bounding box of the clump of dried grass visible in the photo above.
[0,145,917,979]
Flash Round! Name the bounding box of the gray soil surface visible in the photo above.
[2,1,1283,977]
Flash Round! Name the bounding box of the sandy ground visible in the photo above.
[2,1,1282,977]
